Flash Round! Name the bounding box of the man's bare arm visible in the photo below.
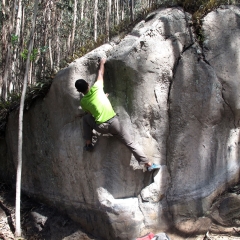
[97,58,106,82]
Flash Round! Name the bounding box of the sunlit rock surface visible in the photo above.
[4,6,240,240]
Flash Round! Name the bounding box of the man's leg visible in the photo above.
[82,114,111,147]
[83,115,160,170]
[82,114,97,147]
[109,118,150,166]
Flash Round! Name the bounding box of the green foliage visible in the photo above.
[30,48,38,61]
[0,93,21,136]
[176,0,236,44]
[0,77,53,136]
[20,48,39,61]
[24,79,53,110]
[0,79,53,113]
[177,0,225,13]
[68,34,106,63]
[55,0,74,11]
[20,49,28,60]
[197,28,205,43]
[109,18,131,38]
[11,34,19,46]
[0,93,21,111]
[40,46,49,53]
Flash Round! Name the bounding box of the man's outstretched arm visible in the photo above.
[97,58,106,82]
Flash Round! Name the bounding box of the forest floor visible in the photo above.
[1,183,240,240]
[0,183,97,240]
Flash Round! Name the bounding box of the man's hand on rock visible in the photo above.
[100,57,106,65]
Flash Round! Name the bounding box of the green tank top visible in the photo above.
[80,81,116,124]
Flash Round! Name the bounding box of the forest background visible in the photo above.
[1,0,240,112]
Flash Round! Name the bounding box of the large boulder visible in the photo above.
[3,5,240,240]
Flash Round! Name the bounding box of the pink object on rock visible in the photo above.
[136,232,155,240]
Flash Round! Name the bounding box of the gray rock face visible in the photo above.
[3,6,240,240]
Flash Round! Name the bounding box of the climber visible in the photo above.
[75,58,161,172]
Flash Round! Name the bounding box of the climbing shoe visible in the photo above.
[148,163,161,172]
[84,144,94,152]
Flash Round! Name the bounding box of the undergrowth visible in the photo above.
[0,78,52,137]
[177,0,240,45]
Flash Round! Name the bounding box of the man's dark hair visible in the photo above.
[75,79,88,93]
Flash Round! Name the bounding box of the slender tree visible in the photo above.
[130,0,134,22]
[116,0,119,25]
[106,0,111,41]
[94,0,99,42]
[15,0,39,236]
[81,0,85,20]
[2,0,17,100]
[120,0,125,21]
[56,6,63,68]
[11,0,23,92]
[71,0,78,54]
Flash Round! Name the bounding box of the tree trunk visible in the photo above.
[29,61,33,85]
[15,0,22,37]
[94,0,98,42]
[2,47,11,100]
[106,0,111,41]
[11,0,23,92]
[121,0,124,21]
[67,34,71,54]
[43,0,51,77]
[1,0,9,99]
[116,0,119,25]
[71,0,77,54]
[2,0,17,99]
[149,0,152,8]
[49,38,53,69]
[130,0,134,22]
[15,0,38,237]
[56,10,62,68]
[12,0,17,30]
[81,0,85,21]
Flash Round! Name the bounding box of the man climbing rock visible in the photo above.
[75,58,160,172]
